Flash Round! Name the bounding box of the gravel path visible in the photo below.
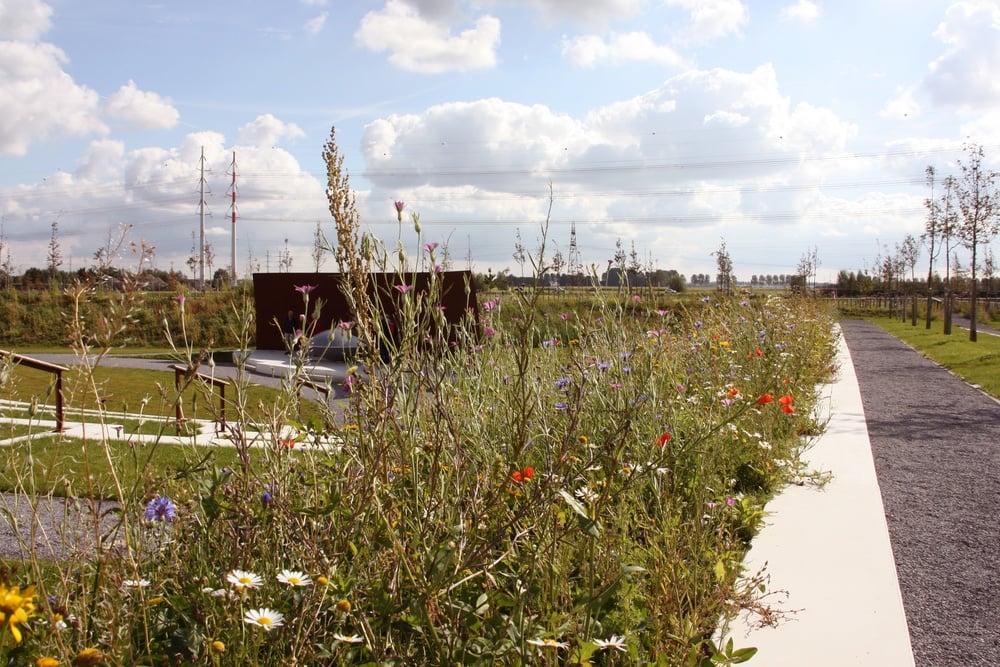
[840,319,1000,667]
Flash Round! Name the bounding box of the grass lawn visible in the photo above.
[863,316,1000,399]
[1,363,321,424]
[0,434,242,499]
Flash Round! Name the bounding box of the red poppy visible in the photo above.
[757,393,774,406]
[511,466,534,483]
[778,395,793,405]
[781,404,795,414]
[657,432,672,446]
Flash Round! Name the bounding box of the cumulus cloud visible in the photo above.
[304,12,327,35]
[0,0,52,40]
[0,41,105,155]
[924,0,1000,108]
[516,0,646,26]
[236,114,306,146]
[881,84,921,119]
[665,0,749,42]
[355,0,500,73]
[561,31,686,68]
[101,81,180,130]
[356,62,861,272]
[779,0,822,23]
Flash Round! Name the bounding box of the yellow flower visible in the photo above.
[0,583,35,643]
[36,658,60,667]
[210,640,226,654]
[71,648,106,667]
[336,599,351,613]
[316,575,329,587]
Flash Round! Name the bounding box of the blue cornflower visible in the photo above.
[143,496,177,522]
[555,377,572,389]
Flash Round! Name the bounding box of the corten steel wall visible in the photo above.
[253,271,479,350]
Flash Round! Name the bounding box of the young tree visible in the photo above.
[312,221,326,272]
[47,221,63,280]
[898,234,921,325]
[955,143,1000,341]
[712,238,734,294]
[922,166,942,329]
[940,174,960,334]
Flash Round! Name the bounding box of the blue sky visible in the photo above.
[1,0,998,283]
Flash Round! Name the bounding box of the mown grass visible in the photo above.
[863,316,1000,398]
[1,363,321,423]
[0,435,240,499]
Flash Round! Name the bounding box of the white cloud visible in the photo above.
[512,0,646,26]
[236,114,306,146]
[924,0,1000,108]
[304,12,327,35]
[779,0,822,24]
[665,0,749,42]
[561,31,686,68]
[881,84,921,119]
[101,81,180,130]
[75,139,125,182]
[0,0,52,40]
[300,0,327,5]
[355,0,500,73]
[0,41,105,155]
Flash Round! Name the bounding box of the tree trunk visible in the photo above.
[944,294,953,335]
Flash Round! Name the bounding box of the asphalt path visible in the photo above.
[840,319,1000,666]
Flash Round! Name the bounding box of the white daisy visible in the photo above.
[276,569,312,587]
[123,578,150,589]
[527,638,569,649]
[243,607,284,631]
[333,633,365,644]
[594,635,627,652]
[226,569,263,590]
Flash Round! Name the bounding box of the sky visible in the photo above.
[1,0,999,284]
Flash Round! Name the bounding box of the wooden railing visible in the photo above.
[0,349,68,431]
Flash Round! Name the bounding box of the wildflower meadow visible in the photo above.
[0,137,839,665]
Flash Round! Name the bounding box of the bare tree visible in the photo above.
[955,142,1000,341]
[312,221,326,272]
[940,175,960,333]
[279,238,293,273]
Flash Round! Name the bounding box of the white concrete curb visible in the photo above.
[730,327,915,665]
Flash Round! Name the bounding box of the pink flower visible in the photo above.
[294,285,317,295]
[633,295,641,303]
[176,294,186,306]
[484,326,496,338]
[423,242,438,252]
[338,321,354,330]
[395,284,413,293]
[393,200,406,222]
[482,299,499,312]
[559,313,570,321]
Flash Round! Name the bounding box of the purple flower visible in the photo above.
[484,326,496,338]
[423,242,438,252]
[726,496,737,507]
[294,284,317,295]
[338,320,354,330]
[597,362,610,371]
[554,402,568,410]
[394,200,406,222]
[395,284,413,293]
[555,377,571,389]
[694,321,703,328]
[482,299,499,312]
[144,496,177,522]
[559,313,570,321]
[176,294,185,306]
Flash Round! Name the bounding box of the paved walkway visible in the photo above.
[735,320,999,666]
